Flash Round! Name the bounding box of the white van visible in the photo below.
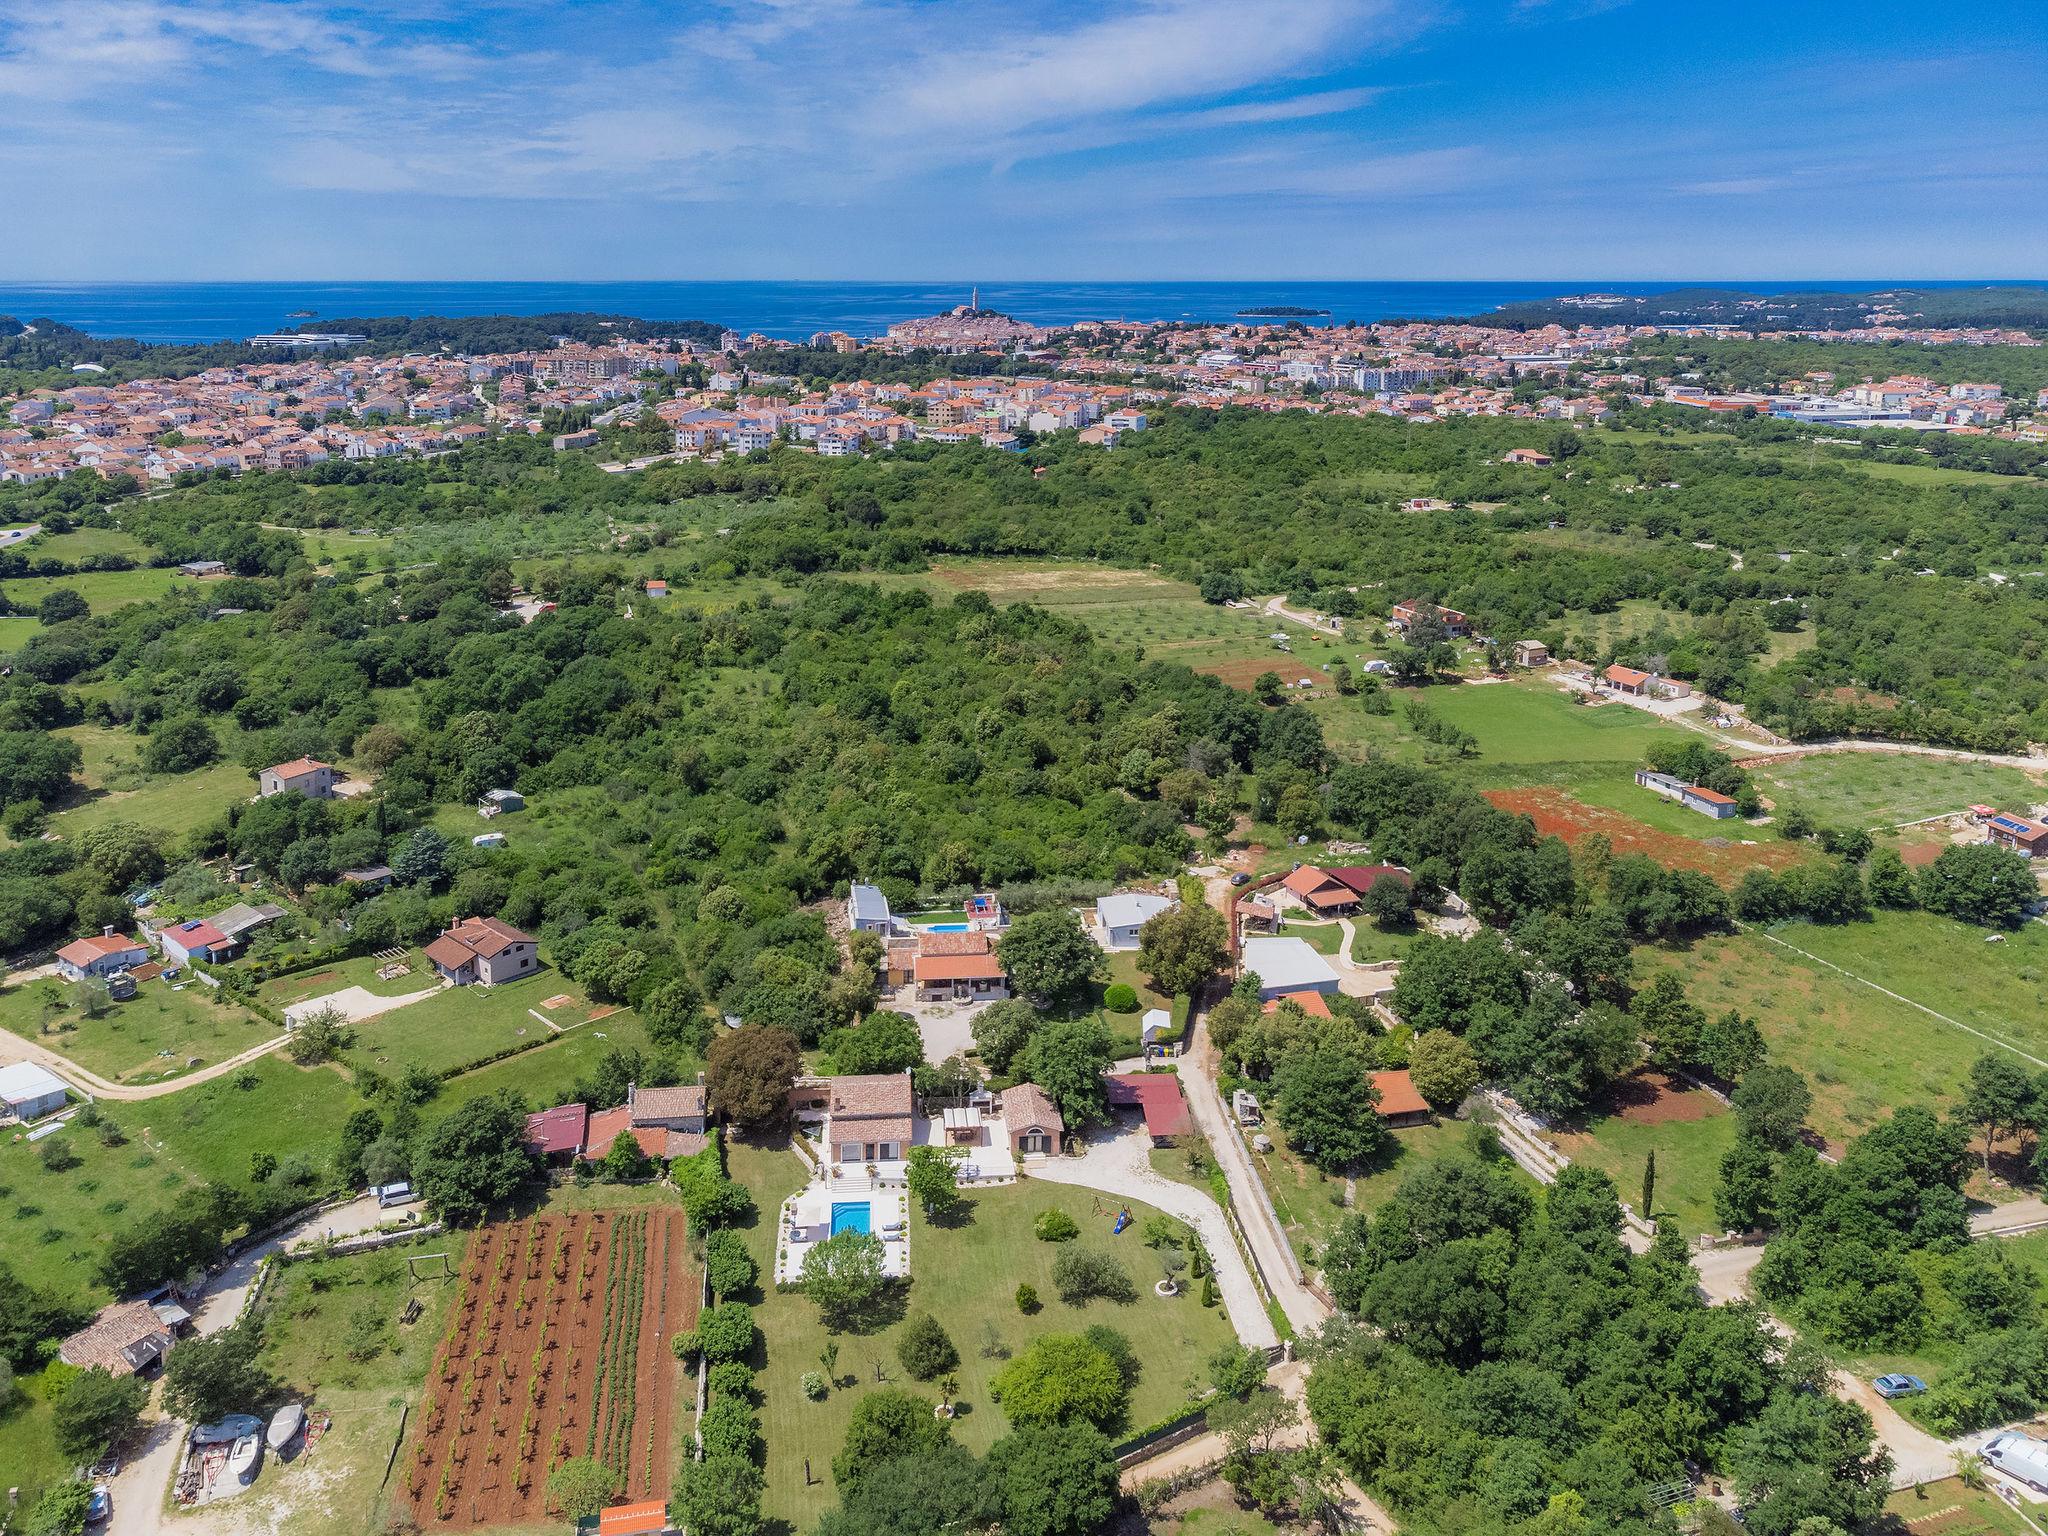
[1984,1432,2048,1492]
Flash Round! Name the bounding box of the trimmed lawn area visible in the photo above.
[1410,678,1689,766]
[435,1007,665,1114]
[242,1230,470,1536]
[0,972,278,1085]
[45,719,253,837]
[726,1137,1235,1532]
[1097,950,1181,1056]
[343,972,622,1079]
[259,949,438,1008]
[1277,920,1342,956]
[0,1365,75,1515]
[1753,752,2047,829]
[1349,920,1425,965]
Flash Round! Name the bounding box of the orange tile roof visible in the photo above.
[1372,1069,1431,1119]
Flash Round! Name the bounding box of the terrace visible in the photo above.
[774,1184,911,1284]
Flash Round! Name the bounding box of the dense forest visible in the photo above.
[12,403,2048,747]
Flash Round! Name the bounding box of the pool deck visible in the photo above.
[777,1184,912,1284]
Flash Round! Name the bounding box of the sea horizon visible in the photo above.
[2,277,2041,347]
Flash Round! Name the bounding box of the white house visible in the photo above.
[258,757,338,799]
[1239,936,1341,1001]
[847,884,892,933]
[0,1060,69,1121]
[1096,891,1174,950]
[55,930,149,981]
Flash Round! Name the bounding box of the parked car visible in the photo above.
[85,1486,111,1525]
[1872,1373,1927,1399]
[1230,872,1250,887]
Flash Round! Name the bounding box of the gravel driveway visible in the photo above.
[1028,1120,1278,1349]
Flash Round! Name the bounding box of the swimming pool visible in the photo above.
[919,922,968,932]
[830,1201,872,1236]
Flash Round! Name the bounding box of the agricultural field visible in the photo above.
[340,972,624,1081]
[0,971,277,1085]
[725,1138,1234,1531]
[1485,786,1806,884]
[1750,751,2047,829]
[1631,915,2048,1147]
[235,1232,472,1536]
[1550,1071,1739,1236]
[402,1207,695,1527]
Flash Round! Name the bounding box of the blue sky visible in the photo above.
[1,0,2042,280]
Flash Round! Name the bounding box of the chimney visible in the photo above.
[103,925,116,937]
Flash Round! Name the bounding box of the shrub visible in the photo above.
[670,1327,700,1364]
[1102,982,1140,1013]
[1033,1208,1080,1243]
[697,1396,760,1460]
[990,1333,1130,1428]
[896,1312,960,1381]
[1052,1248,1136,1306]
[1016,1282,1039,1313]
[801,1371,828,1401]
[696,1302,756,1364]
[704,1229,757,1299]
[708,1360,754,1402]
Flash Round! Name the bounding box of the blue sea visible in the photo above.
[0,278,2028,346]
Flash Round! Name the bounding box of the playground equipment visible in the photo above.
[1111,1208,1132,1235]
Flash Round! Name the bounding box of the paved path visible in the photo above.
[1260,595,1345,637]
[1030,1120,1279,1350]
[1180,1011,1332,1337]
[0,1021,291,1101]
[106,1197,389,1536]
[282,982,439,1028]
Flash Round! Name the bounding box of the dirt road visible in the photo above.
[0,1021,290,1101]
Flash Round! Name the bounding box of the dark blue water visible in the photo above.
[0,279,2027,346]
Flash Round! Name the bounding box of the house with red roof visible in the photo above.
[55,929,149,981]
[158,919,233,969]
[1603,663,1651,695]
[912,930,1009,1002]
[424,916,538,986]
[258,757,338,799]
[523,1103,588,1161]
[1371,1069,1434,1128]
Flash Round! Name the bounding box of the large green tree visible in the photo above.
[997,910,1100,1004]
[1136,901,1228,997]
[411,1092,537,1226]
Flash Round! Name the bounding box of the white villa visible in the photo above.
[1096,890,1175,950]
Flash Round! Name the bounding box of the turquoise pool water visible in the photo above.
[830,1201,872,1236]
[920,922,968,932]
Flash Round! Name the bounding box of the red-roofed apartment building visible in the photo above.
[424,916,538,986]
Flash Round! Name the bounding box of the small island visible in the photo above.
[286,309,317,318]
[1237,304,1329,317]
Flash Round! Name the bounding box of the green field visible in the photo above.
[23,527,153,563]
[42,720,254,837]
[242,1231,471,1536]
[258,949,441,1008]
[1752,751,2046,828]
[0,1364,76,1514]
[341,971,620,1080]
[1555,1089,1738,1236]
[291,527,397,566]
[1276,919,1343,956]
[0,973,278,1085]
[1250,1115,1476,1268]
[1880,1478,2042,1536]
[1636,914,2048,1146]
[0,566,191,615]
[1349,920,1426,965]
[726,1137,1235,1530]
[0,1054,358,1303]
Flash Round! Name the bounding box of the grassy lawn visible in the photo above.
[0,567,191,614]
[0,972,277,1085]
[24,527,153,563]
[343,972,621,1080]
[726,1137,1235,1532]
[241,1231,471,1536]
[1349,920,1425,965]
[1406,678,1688,767]
[1752,753,2047,829]
[1553,1095,1738,1236]
[294,527,397,566]
[259,949,439,1008]
[1248,1114,1475,1268]
[1636,922,2011,1146]
[0,1055,357,1304]
[0,1364,76,1514]
[1880,1478,2042,1536]
[1098,950,1178,1056]
[1276,920,1342,956]
[45,720,253,837]
[435,1007,663,1116]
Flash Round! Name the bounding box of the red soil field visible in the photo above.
[402,1207,696,1529]
[1197,658,1322,692]
[1602,1069,1722,1126]
[1484,787,1809,885]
